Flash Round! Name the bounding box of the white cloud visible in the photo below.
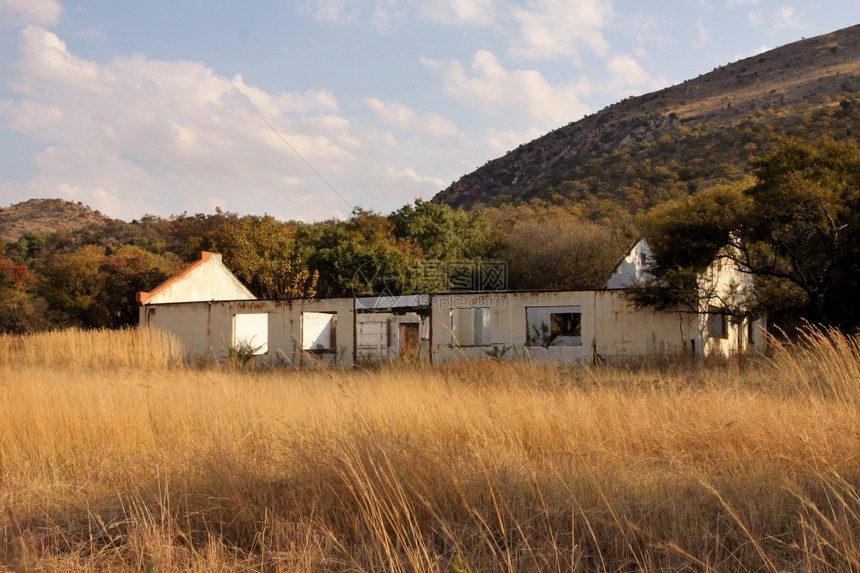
[232,73,339,116]
[17,26,112,94]
[421,0,497,26]
[510,0,612,60]
[422,50,590,128]
[607,54,650,87]
[297,0,359,25]
[386,165,446,187]
[734,45,771,61]
[748,10,764,25]
[422,113,461,137]
[4,99,62,131]
[604,53,667,97]
[0,25,482,221]
[298,0,407,31]
[76,27,107,42]
[364,97,416,126]
[695,17,711,48]
[625,11,670,47]
[774,6,804,30]
[363,97,463,138]
[0,26,374,220]
[0,0,61,28]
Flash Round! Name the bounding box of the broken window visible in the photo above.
[302,312,337,351]
[451,307,491,346]
[526,306,582,347]
[707,307,729,339]
[233,313,268,355]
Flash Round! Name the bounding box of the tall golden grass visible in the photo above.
[1,326,860,571]
[0,327,183,369]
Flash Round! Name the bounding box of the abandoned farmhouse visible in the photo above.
[137,241,766,367]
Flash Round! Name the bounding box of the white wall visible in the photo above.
[605,239,655,289]
[141,286,763,369]
[141,298,355,367]
[138,252,254,306]
[429,291,701,365]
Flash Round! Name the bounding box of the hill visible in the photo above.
[0,199,111,243]
[432,24,860,218]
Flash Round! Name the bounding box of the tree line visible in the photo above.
[1,136,858,335]
[0,200,626,333]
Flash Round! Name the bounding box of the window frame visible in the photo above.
[302,311,338,353]
[451,306,492,347]
[233,312,269,355]
[707,307,729,340]
[526,306,582,347]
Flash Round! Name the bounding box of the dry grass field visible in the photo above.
[2,327,860,571]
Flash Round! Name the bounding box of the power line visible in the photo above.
[253,108,354,213]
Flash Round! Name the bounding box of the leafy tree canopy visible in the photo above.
[640,138,860,330]
[494,206,625,290]
[388,199,495,261]
[206,215,318,299]
[38,244,181,329]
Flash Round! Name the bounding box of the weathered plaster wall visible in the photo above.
[428,291,701,365]
[605,239,655,289]
[141,298,355,367]
[138,252,254,306]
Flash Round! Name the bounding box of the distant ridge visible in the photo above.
[433,24,860,212]
[0,199,111,242]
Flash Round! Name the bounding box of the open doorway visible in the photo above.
[400,322,420,362]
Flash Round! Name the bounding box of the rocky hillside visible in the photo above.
[433,24,860,215]
[0,199,111,242]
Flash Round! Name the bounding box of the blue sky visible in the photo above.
[0,0,857,222]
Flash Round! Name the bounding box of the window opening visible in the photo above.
[451,307,491,346]
[233,313,268,355]
[526,306,582,347]
[302,312,337,351]
[707,307,729,339]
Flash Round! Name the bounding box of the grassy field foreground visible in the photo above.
[2,328,860,571]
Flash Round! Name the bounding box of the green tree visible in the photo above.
[134,208,238,261]
[741,138,860,326]
[388,199,495,261]
[207,215,318,299]
[299,208,420,298]
[38,245,180,328]
[640,138,860,330]
[38,244,105,327]
[5,232,53,264]
[635,181,752,315]
[99,245,182,326]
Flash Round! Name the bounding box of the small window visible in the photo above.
[707,307,728,339]
[551,312,581,337]
[526,306,582,347]
[233,313,268,355]
[451,307,491,346]
[302,312,337,352]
